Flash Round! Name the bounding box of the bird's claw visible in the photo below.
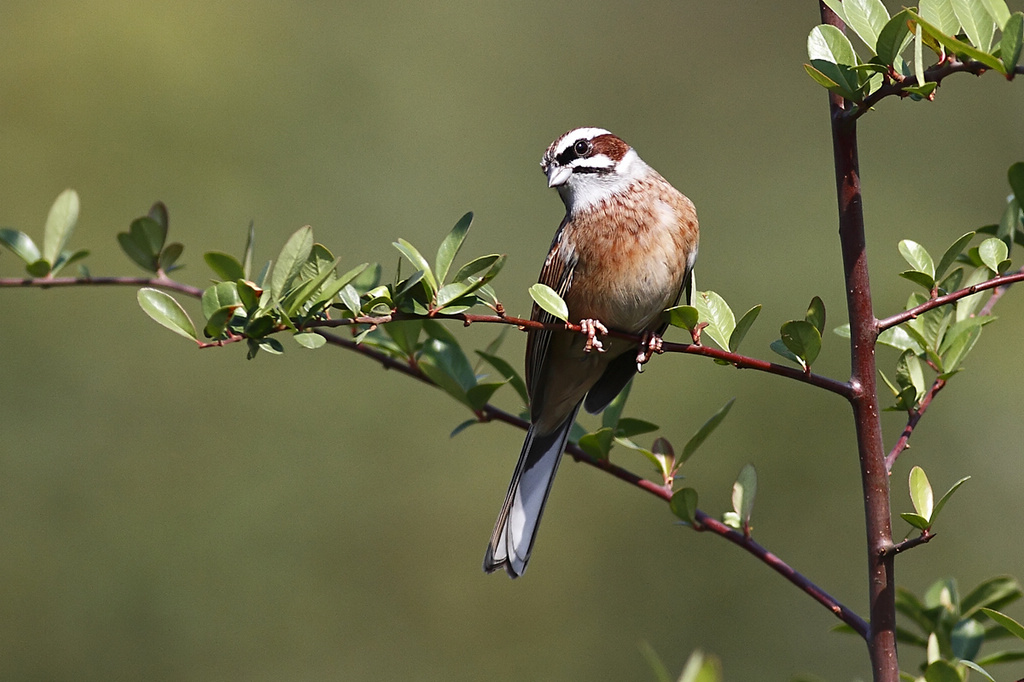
[635,331,664,372]
[578,318,609,353]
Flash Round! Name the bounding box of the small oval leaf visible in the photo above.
[138,288,197,341]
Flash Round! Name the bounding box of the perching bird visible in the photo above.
[484,127,700,577]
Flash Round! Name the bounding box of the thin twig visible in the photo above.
[885,378,946,473]
[877,269,1024,332]
[694,511,869,638]
[0,275,204,298]
[850,60,1024,122]
[320,326,864,634]
[888,530,934,557]
[310,313,854,398]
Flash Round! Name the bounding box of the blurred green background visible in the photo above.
[1,1,1023,679]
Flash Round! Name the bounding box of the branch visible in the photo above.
[850,60,1024,122]
[0,274,204,298]
[877,268,1024,332]
[887,530,934,557]
[822,3,899,678]
[310,313,854,398]
[693,511,869,639]
[320,328,865,634]
[885,378,946,473]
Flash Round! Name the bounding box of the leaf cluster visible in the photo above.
[894,575,1024,681]
[0,189,89,277]
[807,0,1024,107]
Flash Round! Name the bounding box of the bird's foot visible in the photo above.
[578,318,609,353]
[635,331,664,372]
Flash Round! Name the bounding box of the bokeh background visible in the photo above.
[1,2,1023,680]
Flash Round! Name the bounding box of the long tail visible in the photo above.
[483,405,580,578]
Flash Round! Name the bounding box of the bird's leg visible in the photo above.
[635,330,664,372]
[578,318,609,353]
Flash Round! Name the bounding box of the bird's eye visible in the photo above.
[573,140,591,156]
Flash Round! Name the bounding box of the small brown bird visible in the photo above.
[483,127,700,577]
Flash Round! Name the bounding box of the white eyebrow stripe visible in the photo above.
[551,127,612,157]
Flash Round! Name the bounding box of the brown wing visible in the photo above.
[525,223,576,422]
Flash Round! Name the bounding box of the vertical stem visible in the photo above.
[820,4,898,680]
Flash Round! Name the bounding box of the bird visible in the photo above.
[483,127,700,577]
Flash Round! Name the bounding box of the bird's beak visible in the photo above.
[546,165,572,188]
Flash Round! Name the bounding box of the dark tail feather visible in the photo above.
[483,405,580,578]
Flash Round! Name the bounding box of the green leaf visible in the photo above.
[393,238,438,296]
[476,351,529,406]
[909,465,934,519]
[941,323,982,373]
[806,61,863,101]
[665,305,700,331]
[780,320,822,367]
[1001,12,1024,72]
[42,189,79,266]
[921,0,962,36]
[808,24,858,65]
[147,201,168,232]
[137,288,197,341]
[314,262,369,309]
[876,10,915,65]
[729,305,761,352]
[959,660,996,682]
[694,290,735,351]
[952,0,996,51]
[237,280,262,312]
[875,325,925,353]
[26,259,51,277]
[528,283,569,322]
[434,212,473,285]
[910,10,1006,73]
[805,296,826,335]
[419,336,476,395]
[899,269,937,290]
[601,377,632,430]
[205,251,246,281]
[245,314,277,339]
[822,0,848,23]
[117,231,156,272]
[0,228,41,264]
[451,253,503,283]
[732,464,757,528]
[956,266,991,321]
[769,338,804,366]
[844,0,891,50]
[158,243,183,272]
[896,349,927,404]
[914,21,928,86]
[681,398,735,463]
[936,232,976,279]
[51,248,90,276]
[961,575,1018,618]
[466,380,507,411]
[901,512,932,529]
[615,418,659,438]
[980,0,1011,27]
[980,608,1024,641]
[951,617,985,660]
[201,281,242,319]
[929,476,972,524]
[902,82,939,98]
[978,237,1009,273]
[257,337,284,355]
[270,225,314,300]
[203,306,236,338]
[670,488,699,525]
[578,427,615,460]
[130,216,166,258]
[899,239,936,278]
[242,220,255,279]
[923,659,961,682]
